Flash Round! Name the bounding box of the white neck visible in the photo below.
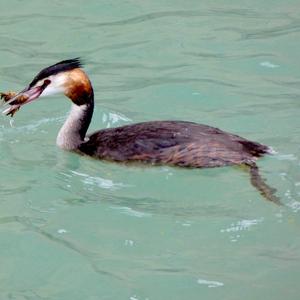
[56,102,93,150]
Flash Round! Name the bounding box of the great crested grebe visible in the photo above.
[1,58,280,204]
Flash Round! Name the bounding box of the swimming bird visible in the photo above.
[1,58,280,204]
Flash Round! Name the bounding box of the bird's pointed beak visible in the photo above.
[2,80,50,116]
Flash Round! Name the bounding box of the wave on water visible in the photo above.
[70,170,130,191]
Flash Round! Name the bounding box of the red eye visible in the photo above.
[43,79,51,87]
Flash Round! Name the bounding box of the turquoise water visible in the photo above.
[1,1,300,299]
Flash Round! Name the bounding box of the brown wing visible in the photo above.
[78,121,269,168]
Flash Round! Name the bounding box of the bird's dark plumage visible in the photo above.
[29,58,82,88]
[79,120,269,167]
[79,120,281,204]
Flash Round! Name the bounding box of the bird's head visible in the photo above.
[2,58,93,116]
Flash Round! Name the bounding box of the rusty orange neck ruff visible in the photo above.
[56,69,94,150]
[63,68,94,106]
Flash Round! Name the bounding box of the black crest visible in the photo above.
[29,58,83,88]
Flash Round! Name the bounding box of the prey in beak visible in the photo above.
[1,79,50,117]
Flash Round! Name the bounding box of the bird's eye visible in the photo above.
[43,79,51,87]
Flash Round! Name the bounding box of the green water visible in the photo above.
[1,1,300,299]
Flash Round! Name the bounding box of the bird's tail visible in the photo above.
[247,163,282,205]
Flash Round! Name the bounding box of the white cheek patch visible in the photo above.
[40,73,68,97]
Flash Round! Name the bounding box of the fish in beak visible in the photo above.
[1,79,51,117]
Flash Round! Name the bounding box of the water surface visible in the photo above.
[1,1,300,299]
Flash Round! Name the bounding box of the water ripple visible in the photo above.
[70,170,130,191]
[197,278,224,288]
[184,51,275,60]
[88,9,283,28]
[102,76,238,92]
[242,20,300,40]
[0,13,87,26]
[218,19,300,40]
[0,215,125,281]
[111,206,152,218]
